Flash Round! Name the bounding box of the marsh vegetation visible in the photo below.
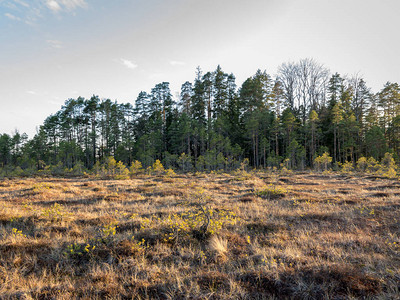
[0,170,399,299]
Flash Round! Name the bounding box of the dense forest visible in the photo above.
[1,58,400,175]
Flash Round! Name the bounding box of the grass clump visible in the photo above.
[256,184,287,199]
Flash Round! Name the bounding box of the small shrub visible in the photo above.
[378,152,398,178]
[71,161,85,175]
[356,157,367,172]
[381,152,396,169]
[340,161,354,174]
[382,167,397,179]
[178,153,192,171]
[152,160,165,175]
[11,166,25,177]
[130,160,143,176]
[102,156,130,179]
[366,157,380,173]
[165,168,176,177]
[114,161,130,180]
[314,152,332,172]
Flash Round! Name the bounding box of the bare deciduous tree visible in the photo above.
[278,58,329,124]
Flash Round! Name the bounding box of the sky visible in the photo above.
[1,0,400,138]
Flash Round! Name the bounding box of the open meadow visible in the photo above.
[0,171,399,299]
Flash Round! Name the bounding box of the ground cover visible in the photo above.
[0,171,399,299]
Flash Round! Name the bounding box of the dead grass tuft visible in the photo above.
[208,235,228,257]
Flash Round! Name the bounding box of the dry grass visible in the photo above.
[0,172,399,299]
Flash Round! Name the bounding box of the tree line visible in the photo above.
[1,58,400,175]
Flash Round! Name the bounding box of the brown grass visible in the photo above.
[0,172,399,299]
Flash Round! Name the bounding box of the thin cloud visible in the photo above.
[170,60,185,66]
[13,0,29,8]
[2,0,87,26]
[4,13,21,21]
[26,91,37,95]
[46,0,61,12]
[46,39,63,49]
[60,0,87,10]
[120,59,138,70]
[46,0,87,13]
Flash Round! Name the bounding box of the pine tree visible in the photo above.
[331,102,343,163]
[213,65,228,120]
[309,110,319,166]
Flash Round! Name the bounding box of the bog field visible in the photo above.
[0,171,399,299]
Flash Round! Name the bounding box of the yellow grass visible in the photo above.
[0,172,399,299]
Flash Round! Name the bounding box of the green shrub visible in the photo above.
[152,159,165,175]
[366,157,380,173]
[165,168,176,177]
[379,153,397,178]
[129,160,143,176]
[340,161,354,174]
[314,152,332,172]
[94,156,130,179]
[356,157,367,172]
[114,161,130,180]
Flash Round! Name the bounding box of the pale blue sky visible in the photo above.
[1,0,399,137]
